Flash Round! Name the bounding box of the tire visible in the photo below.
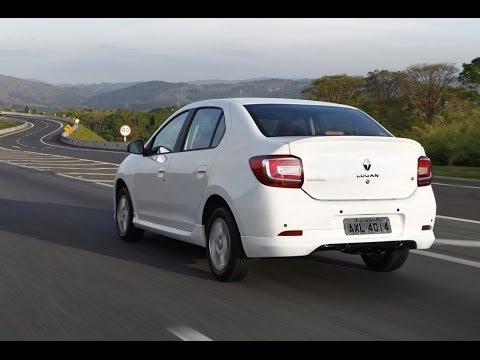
[361,247,410,272]
[116,187,144,242]
[206,207,253,282]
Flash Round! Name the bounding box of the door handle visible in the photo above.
[197,165,207,173]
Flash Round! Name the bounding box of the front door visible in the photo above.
[133,111,190,226]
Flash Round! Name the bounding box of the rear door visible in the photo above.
[165,107,226,231]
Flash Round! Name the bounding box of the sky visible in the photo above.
[0,18,478,84]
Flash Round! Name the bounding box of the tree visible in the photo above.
[302,74,364,107]
[406,63,458,123]
[363,70,408,103]
[362,70,412,132]
[24,105,30,113]
[459,57,480,90]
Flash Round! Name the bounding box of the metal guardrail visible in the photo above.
[60,136,128,151]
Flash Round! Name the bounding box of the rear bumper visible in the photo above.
[230,184,436,258]
[242,228,435,258]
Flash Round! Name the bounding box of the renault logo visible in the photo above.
[363,159,371,171]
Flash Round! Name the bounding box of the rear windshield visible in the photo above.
[244,104,391,137]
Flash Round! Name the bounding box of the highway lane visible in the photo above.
[0,114,479,339]
[1,160,480,340]
[0,114,127,164]
[433,178,480,221]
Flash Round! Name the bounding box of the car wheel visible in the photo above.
[206,207,253,282]
[116,187,144,242]
[361,247,409,271]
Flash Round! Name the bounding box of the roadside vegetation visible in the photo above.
[69,123,105,141]
[433,166,480,180]
[302,58,480,168]
[58,107,177,142]
[0,118,19,130]
[20,57,479,177]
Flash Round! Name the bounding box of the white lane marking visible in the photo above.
[12,146,20,149]
[11,162,117,166]
[30,166,118,170]
[62,172,117,176]
[0,160,46,171]
[167,326,212,341]
[3,147,121,166]
[57,173,114,187]
[412,250,480,269]
[433,182,480,190]
[7,160,105,164]
[38,117,126,154]
[0,157,58,160]
[16,122,49,147]
[436,215,480,225]
[434,239,480,247]
[0,146,121,166]
[38,118,65,145]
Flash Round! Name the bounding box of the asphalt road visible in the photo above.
[0,115,479,340]
[0,114,127,164]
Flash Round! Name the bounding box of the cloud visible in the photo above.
[0,18,478,83]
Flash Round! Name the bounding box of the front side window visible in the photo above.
[150,111,189,154]
[183,108,223,151]
[244,104,391,137]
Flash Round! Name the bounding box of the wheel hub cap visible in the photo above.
[209,218,230,271]
[117,196,129,234]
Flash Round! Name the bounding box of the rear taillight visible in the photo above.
[249,155,303,188]
[418,156,432,187]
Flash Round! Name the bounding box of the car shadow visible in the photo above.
[0,198,213,281]
[0,198,456,305]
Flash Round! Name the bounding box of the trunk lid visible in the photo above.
[286,136,422,200]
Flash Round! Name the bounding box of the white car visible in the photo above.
[114,98,436,282]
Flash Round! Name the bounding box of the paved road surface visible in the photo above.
[0,115,478,340]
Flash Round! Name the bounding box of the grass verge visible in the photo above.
[0,119,20,130]
[433,166,480,180]
[69,124,105,141]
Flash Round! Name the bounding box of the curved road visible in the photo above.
[0,114,479,340]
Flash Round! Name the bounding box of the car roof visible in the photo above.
[181,98,357,110]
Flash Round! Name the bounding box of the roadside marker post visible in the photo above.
[119,124,132,142]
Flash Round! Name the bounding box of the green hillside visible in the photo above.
[0,74,310,112]
[69,123,105,141]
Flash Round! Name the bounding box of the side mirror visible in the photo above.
[127,140,144,155]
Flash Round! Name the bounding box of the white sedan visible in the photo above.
[114,98,436,282]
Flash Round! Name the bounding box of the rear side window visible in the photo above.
[183,108,224,151]
[244,104,391,137]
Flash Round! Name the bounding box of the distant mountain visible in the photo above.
[0,74,312,111]
[88,78,312,111]
[0,74,78,108]
[56,82,140,97]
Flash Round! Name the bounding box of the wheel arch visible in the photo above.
[114,178,139,215]
[202,194,231,228]
[115,178,128,199]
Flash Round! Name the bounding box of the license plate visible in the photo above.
[343,217,392,235]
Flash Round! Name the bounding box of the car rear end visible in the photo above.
[229,100,436,258]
